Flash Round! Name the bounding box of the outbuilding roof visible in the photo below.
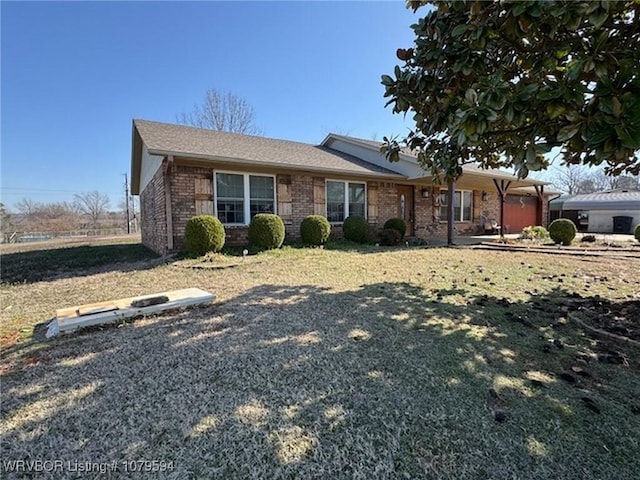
[550,190,640,211]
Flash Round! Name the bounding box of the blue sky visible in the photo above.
[1,1,418,210]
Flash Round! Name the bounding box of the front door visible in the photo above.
[397,185,414,236]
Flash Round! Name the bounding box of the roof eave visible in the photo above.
[146,149,405,180]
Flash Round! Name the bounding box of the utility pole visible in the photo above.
[124,173,131,234]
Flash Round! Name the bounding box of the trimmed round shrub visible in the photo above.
[184,215,225,255]
[549,218,577,245]
[248,213,285,249]
[300,215,331,246]
[343,215,370,244]
[383,217,407,239]
[379,228,402,246]
[635,224,640,242]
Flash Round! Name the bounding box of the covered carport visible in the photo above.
[552,190,640,234]
[452,166,549,239]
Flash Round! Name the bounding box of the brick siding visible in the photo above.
[139,164,167,255]
[139,162,549,253]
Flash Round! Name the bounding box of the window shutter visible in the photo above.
[195,178,214,215]
[277,175,292,224]
[367,182,378,222]
[313,177,325,215]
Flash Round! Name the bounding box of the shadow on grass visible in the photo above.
[0,243,159,284]
[1,283,639,478]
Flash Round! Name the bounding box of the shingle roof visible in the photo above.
[323,134,549,187]
[553,190,640,210]
[133,119,402,177]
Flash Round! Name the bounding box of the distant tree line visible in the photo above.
[543,166,640,195]
[1,191,138,239]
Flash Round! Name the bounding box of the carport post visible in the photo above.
[447,181,455,246]
[492,179,512,238]
[534,185,545,226]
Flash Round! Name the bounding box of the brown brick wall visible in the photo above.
[140,162,551,251]
[170,165,212,251]
[140,164,168,255]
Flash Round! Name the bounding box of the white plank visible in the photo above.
[47,288,215,338]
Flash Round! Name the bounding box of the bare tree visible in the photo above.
[545,165,592,195]
[15,198,40,217]
[0,203,12,236]
[178,89,262,135]
[74,191,110,229]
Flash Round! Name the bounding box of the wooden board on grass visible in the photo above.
[47,288,215,338]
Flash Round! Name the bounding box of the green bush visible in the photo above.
[383,217,407,239]
[549,218,577,245]
[521,225,550,240]
[635,224,640,242]
[300,215,331,246]
[184,215,225,255]
[343,216,370,244]
[248,213,285,249]
[379,228,402,246]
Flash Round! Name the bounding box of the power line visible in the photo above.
[1,187,80,193]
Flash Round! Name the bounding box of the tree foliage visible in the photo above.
[382,0,640,183]
[178,88,262,135]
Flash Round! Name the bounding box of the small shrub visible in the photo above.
[383,218,407,239]
[184,215,225,256]
[379,228,402,246]
[521,225,549,240]
[248,214,285,250]
[581,234,597,243]
[343,216,370,244]
[549,218,577,245]
[635,224,640,242]
[300,215,331,246]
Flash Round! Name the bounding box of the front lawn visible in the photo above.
[1,243,639,479]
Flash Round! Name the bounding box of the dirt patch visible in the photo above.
[569,297,640,345]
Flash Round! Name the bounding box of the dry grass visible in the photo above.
[1,241,639,479]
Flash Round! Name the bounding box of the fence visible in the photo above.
[2,228,135,244]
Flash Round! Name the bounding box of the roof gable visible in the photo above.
[131,120,402,193]
[321,134,549,188]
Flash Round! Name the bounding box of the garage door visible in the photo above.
[504,195,538,234]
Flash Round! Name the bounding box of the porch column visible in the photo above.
[447,181,455,246]
[492,179,512,238]
[534,185,545,226]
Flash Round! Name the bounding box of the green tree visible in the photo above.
[381,1,640,183]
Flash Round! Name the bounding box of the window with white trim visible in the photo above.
[326,180,366,222]
[439,189,473,222]
[215,172,275,225]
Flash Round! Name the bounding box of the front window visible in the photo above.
[326,180,366,222]
[440,189,472,222]
[215,172,275,224]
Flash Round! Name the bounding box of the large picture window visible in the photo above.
[215,172,275,225]
[326,180,366,222]
[439,189,473,222]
